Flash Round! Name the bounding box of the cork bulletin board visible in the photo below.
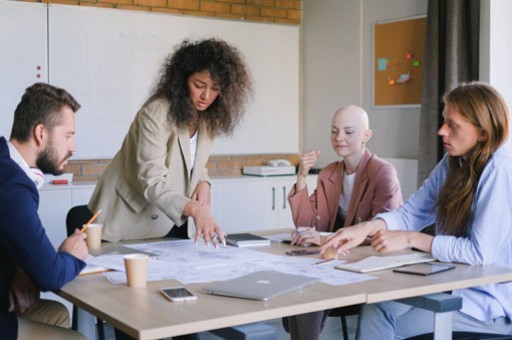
[373,16,426,107]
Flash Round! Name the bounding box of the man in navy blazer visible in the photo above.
[0,83,88,339]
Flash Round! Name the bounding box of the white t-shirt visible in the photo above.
[339,171,356,218]
[189,131,198,172]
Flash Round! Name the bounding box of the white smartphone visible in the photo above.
[160,286,197,302]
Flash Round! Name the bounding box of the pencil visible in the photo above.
[80,209,102,233]
[315,258,335,266]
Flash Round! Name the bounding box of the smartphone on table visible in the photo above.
[160,286,197,302]
[285,249,320,256]
[393,263,456,276]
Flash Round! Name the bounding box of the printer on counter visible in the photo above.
[242,159,296,177]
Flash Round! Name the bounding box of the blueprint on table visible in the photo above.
[86,239,375,286]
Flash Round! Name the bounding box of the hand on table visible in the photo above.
[290,227,323,247]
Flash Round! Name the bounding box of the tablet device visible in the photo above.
[393,263,455,276]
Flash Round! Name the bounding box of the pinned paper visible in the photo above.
[378,57,389,71]
[396,73,410,83]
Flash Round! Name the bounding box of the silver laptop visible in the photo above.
[203,270,319,301]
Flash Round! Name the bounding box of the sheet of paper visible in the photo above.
[97,240,375,286]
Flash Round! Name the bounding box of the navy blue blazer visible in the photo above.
[0,137,85,338]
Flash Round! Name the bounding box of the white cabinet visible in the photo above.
[0,1,48,138]
[38,183,96,248]
[211,175,317,233]
[38,176,320,244]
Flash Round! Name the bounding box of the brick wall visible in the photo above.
[20,0,301,24]
[15,0,302,180]
[67,154,300,182]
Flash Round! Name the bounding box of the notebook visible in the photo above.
[335,252,435,273]
[226,233,271,247]
[203,270,319,301]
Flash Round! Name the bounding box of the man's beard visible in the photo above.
[36,142,71,176]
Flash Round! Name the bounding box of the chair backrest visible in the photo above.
[65,205,93,237]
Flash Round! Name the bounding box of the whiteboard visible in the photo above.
[48,5,300,159]
[0,1,48,139]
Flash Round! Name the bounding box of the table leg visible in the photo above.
[76,307,97,339]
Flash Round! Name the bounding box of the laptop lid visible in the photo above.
[203,270,319,301]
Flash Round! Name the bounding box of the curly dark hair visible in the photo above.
[152,38,253,138]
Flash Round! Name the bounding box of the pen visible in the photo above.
[315,258,335,266]
[80,209,102,233]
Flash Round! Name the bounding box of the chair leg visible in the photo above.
[341,315,349,340]
[97,318,106,340]
[71,305,78,330]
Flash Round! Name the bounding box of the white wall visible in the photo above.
[480,0,512,149]
[302,0,362,167]
[302,0,427,168]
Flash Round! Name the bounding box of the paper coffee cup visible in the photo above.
[84,223,103,250]
[123,254,148,288]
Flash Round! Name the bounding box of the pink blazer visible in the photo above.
[288,149,403,232]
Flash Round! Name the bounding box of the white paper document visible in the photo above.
[89,240,375,286]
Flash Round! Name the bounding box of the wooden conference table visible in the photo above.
[58,234,512,339]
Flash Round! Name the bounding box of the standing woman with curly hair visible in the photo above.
[89,38,253,246]
[322,81,512,338]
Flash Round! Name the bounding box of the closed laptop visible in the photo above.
[203,270,319,301]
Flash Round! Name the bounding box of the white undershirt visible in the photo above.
[339,171,356,218]
[7,139,44,189]
[189,131,198,172]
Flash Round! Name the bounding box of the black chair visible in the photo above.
[327,304,361,340]
[66,205,106,340]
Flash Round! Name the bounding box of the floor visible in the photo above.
[101,314,358,339]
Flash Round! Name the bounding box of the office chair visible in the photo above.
[66,205,106,340]
[327,304,361,340]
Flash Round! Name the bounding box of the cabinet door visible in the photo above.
[213,180,278,233]
[274,175,318,227]
[38,189,72,248]
[212,176,319,233]
[274,177,296,227]
[71,186,96,206]
[0,1,47,138]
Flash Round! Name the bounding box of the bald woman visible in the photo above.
[283,105,403,340]
[289,105,403,247]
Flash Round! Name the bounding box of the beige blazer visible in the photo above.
[288,149,402,232]
[89,97,212,241]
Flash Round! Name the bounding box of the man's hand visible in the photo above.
[371,230,433,254]
[321,219,387,257]
[59,230,88,260]
[8,267,40,315]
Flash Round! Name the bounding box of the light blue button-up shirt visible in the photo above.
[376,146,512,321]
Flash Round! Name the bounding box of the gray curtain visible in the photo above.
[417,0,480,185]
